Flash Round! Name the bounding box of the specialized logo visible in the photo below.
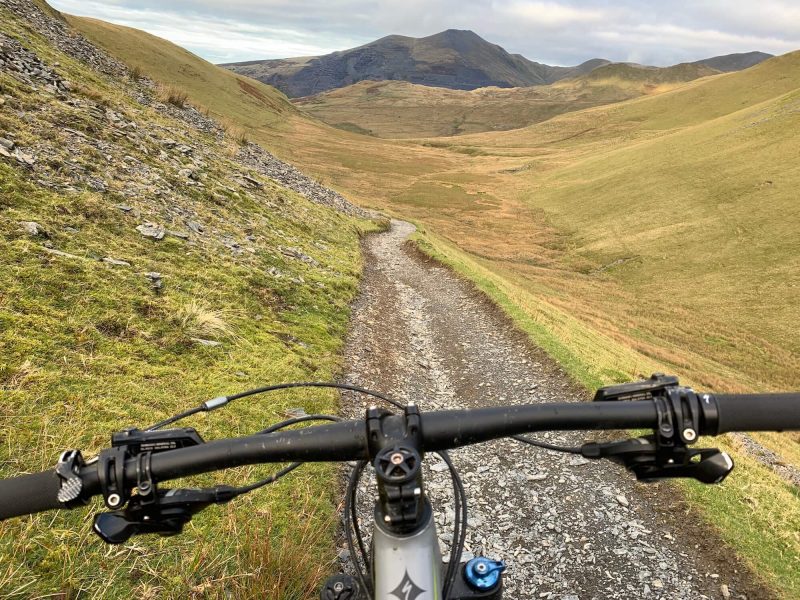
[389,570,425,600]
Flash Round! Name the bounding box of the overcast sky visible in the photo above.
[49,0,800,66]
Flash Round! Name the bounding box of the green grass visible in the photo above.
[65,16,297,131]
[0,5,383,597]
[36,5,800,596]
[411,226,800,598]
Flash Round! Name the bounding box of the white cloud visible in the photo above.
[689,0,800,38]
[499,1,605,27]
[50,0,368,62]
[595,23,800,56]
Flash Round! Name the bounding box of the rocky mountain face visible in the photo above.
[222,30,610,97]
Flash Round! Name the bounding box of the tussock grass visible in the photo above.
[158,84,188,107]
[233,128,250,146]
[174,300,238,341]
[128,63,143,81]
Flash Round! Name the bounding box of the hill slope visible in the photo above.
[294,62,721,138]
[222,29,609,97]
[64,16,298,131]
[0,1,379,597]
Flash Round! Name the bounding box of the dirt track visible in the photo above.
[338,220,770,600]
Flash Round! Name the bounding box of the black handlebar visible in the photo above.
[1,392,799,521]
[713,393,800,434]
[0,470,64,519]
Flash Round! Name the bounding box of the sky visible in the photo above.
[49,0,800,66]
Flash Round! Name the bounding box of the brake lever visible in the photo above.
[583,374,734,484]
[581,436,734,484]
[93,486,237,544]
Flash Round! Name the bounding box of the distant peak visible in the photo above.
[577,58,612,69]
[439,29,479,36]
[425,29,484,42]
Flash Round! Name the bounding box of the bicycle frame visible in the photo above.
[333,404,504,600]
[373,505,443,600]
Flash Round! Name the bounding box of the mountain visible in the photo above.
[691,50,773,72]
[221,29,610,97]
[294,61,722,138]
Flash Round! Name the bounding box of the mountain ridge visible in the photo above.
[691,50,774,72]
[221,29,611,97]
[221,29,772,98]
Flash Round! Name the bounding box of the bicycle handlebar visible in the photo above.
[713,393,800,434]
[0,470,64,518]
[1,392,799,521]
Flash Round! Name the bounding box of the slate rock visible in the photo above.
[136,222,165,240]
[19,220,42,235]
[102,257,131,267]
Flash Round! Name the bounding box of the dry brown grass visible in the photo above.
[158,84,188,108]
[174,300,237,341]
[0,359,41,391]
[222,492,336,599]
[233,128,249,146]
[73,82,111,106]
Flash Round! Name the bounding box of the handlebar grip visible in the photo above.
[0,470,63,521]
[713,393,800,434]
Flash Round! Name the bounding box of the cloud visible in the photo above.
[48,0,800,66]
[498,1,605,28]
[50,0,369,62]
[688,1,800,39]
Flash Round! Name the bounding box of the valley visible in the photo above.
[1,1,798,597]
[293,62,721,138]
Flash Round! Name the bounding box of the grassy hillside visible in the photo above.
[0,3,381,597]
[64,16,297,131]
[38,9,800,596]
[294,64,719,138]
[442,50,800,392]
[583,61,719,83]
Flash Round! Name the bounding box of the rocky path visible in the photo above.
[339,220,769,600]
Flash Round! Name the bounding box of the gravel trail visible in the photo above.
[338,220,770,600]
